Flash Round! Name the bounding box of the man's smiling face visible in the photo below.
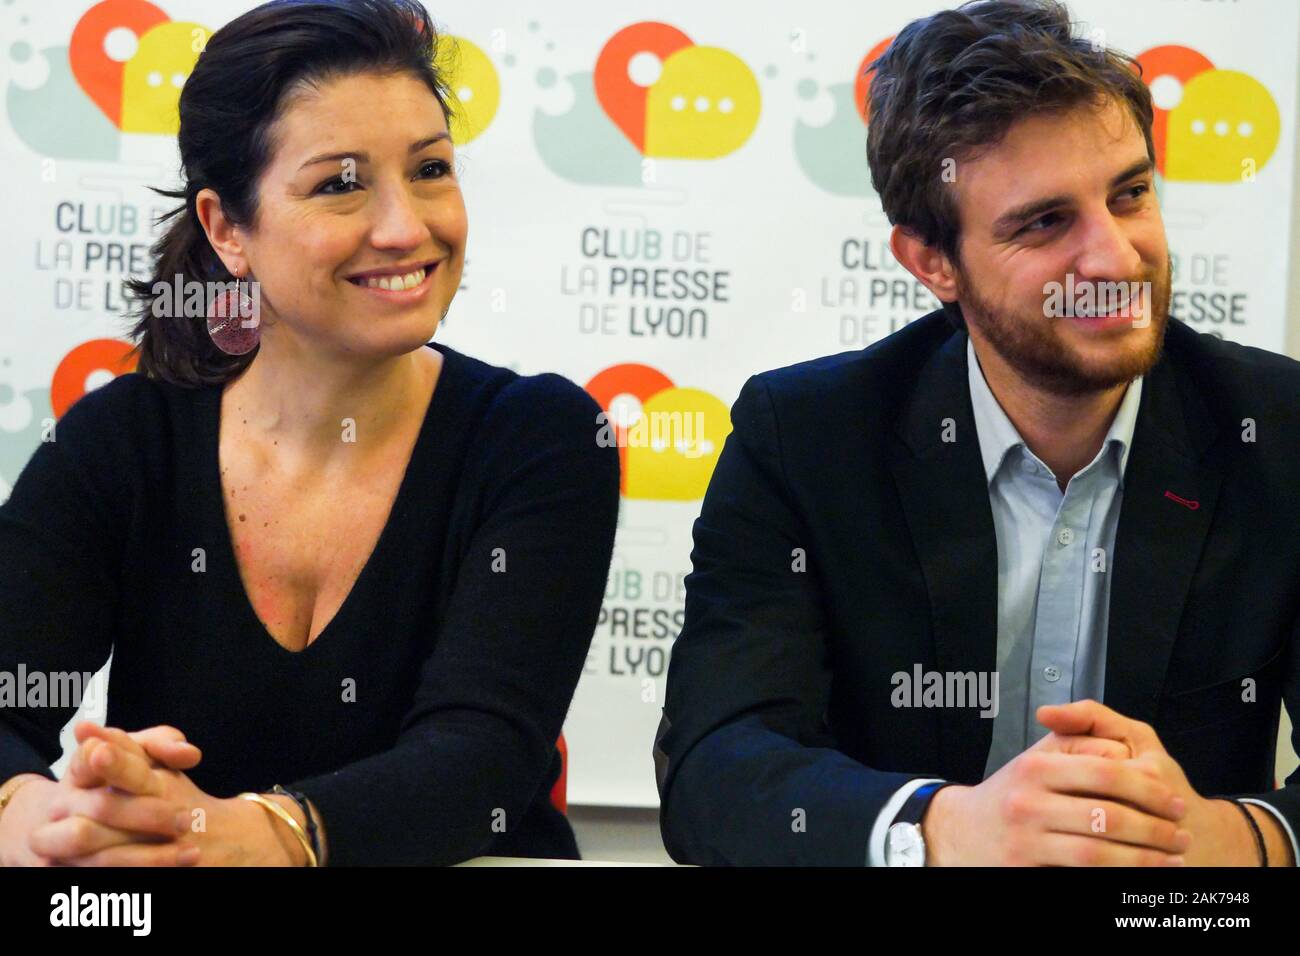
[949,96,1172,396]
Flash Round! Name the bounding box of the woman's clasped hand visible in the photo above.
[0,721,307,866]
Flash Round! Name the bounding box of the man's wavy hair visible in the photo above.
[864,0,1156,329]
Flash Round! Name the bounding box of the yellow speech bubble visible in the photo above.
[1166,70,1280,183]
[624,386,731,500]
[644,46,760,159]
[436,35,500,145]
[121,21,203,134]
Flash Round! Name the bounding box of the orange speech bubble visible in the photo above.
[70,0,170,129]
[594,21,694,153]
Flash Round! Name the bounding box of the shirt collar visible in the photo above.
[966,336,1143,487]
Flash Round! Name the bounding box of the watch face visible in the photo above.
[886,822,925,867]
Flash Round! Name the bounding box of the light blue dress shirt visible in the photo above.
[868,337,1296,865]
[971,336,1140,777]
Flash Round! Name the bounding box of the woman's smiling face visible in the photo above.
[230,69,466,358]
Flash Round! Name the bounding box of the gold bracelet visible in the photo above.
[0,776,40,824]
[238,792,318,867]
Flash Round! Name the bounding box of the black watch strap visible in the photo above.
[271,784,321,863]
[893,781,951,828]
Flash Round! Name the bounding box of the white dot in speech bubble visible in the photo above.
[1149,75,1183,111]
[103,27,138,63]
[608,393,643,429]
[627,52,662,87]
[84,369,114,393]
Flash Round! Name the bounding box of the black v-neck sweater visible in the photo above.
[0,344,620,865]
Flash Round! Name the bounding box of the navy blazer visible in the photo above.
[654,309,1300,865]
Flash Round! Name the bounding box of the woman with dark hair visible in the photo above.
[0,0,619,866]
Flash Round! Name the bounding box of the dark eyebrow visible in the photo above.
[297,132,451,172]
[991,157,1155,236]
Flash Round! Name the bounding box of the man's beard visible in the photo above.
[955,259,1172,397]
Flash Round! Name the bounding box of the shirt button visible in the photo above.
[1043,665,1061,682]
[1056,527,1075,546]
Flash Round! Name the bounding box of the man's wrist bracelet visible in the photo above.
[1222,798,1267,867]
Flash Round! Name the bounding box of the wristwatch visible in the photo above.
[884,781,951,867]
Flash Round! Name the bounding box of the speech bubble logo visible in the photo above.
[1135,45,1280,183]
[436,34,500,145]
[1133,45,1215,176]
[121,21,203,134]
[645,46,760,158]
[585,363,730,500]
[595,21,692,152]
[1165,70,1280,182]
[69,0,170,128]
[594,21,759,159]
[625,387,731,500]
[66,1,208,135]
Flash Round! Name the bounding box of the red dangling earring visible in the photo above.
[207,267,261,356]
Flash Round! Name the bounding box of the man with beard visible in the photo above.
[654,0,1300,866]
